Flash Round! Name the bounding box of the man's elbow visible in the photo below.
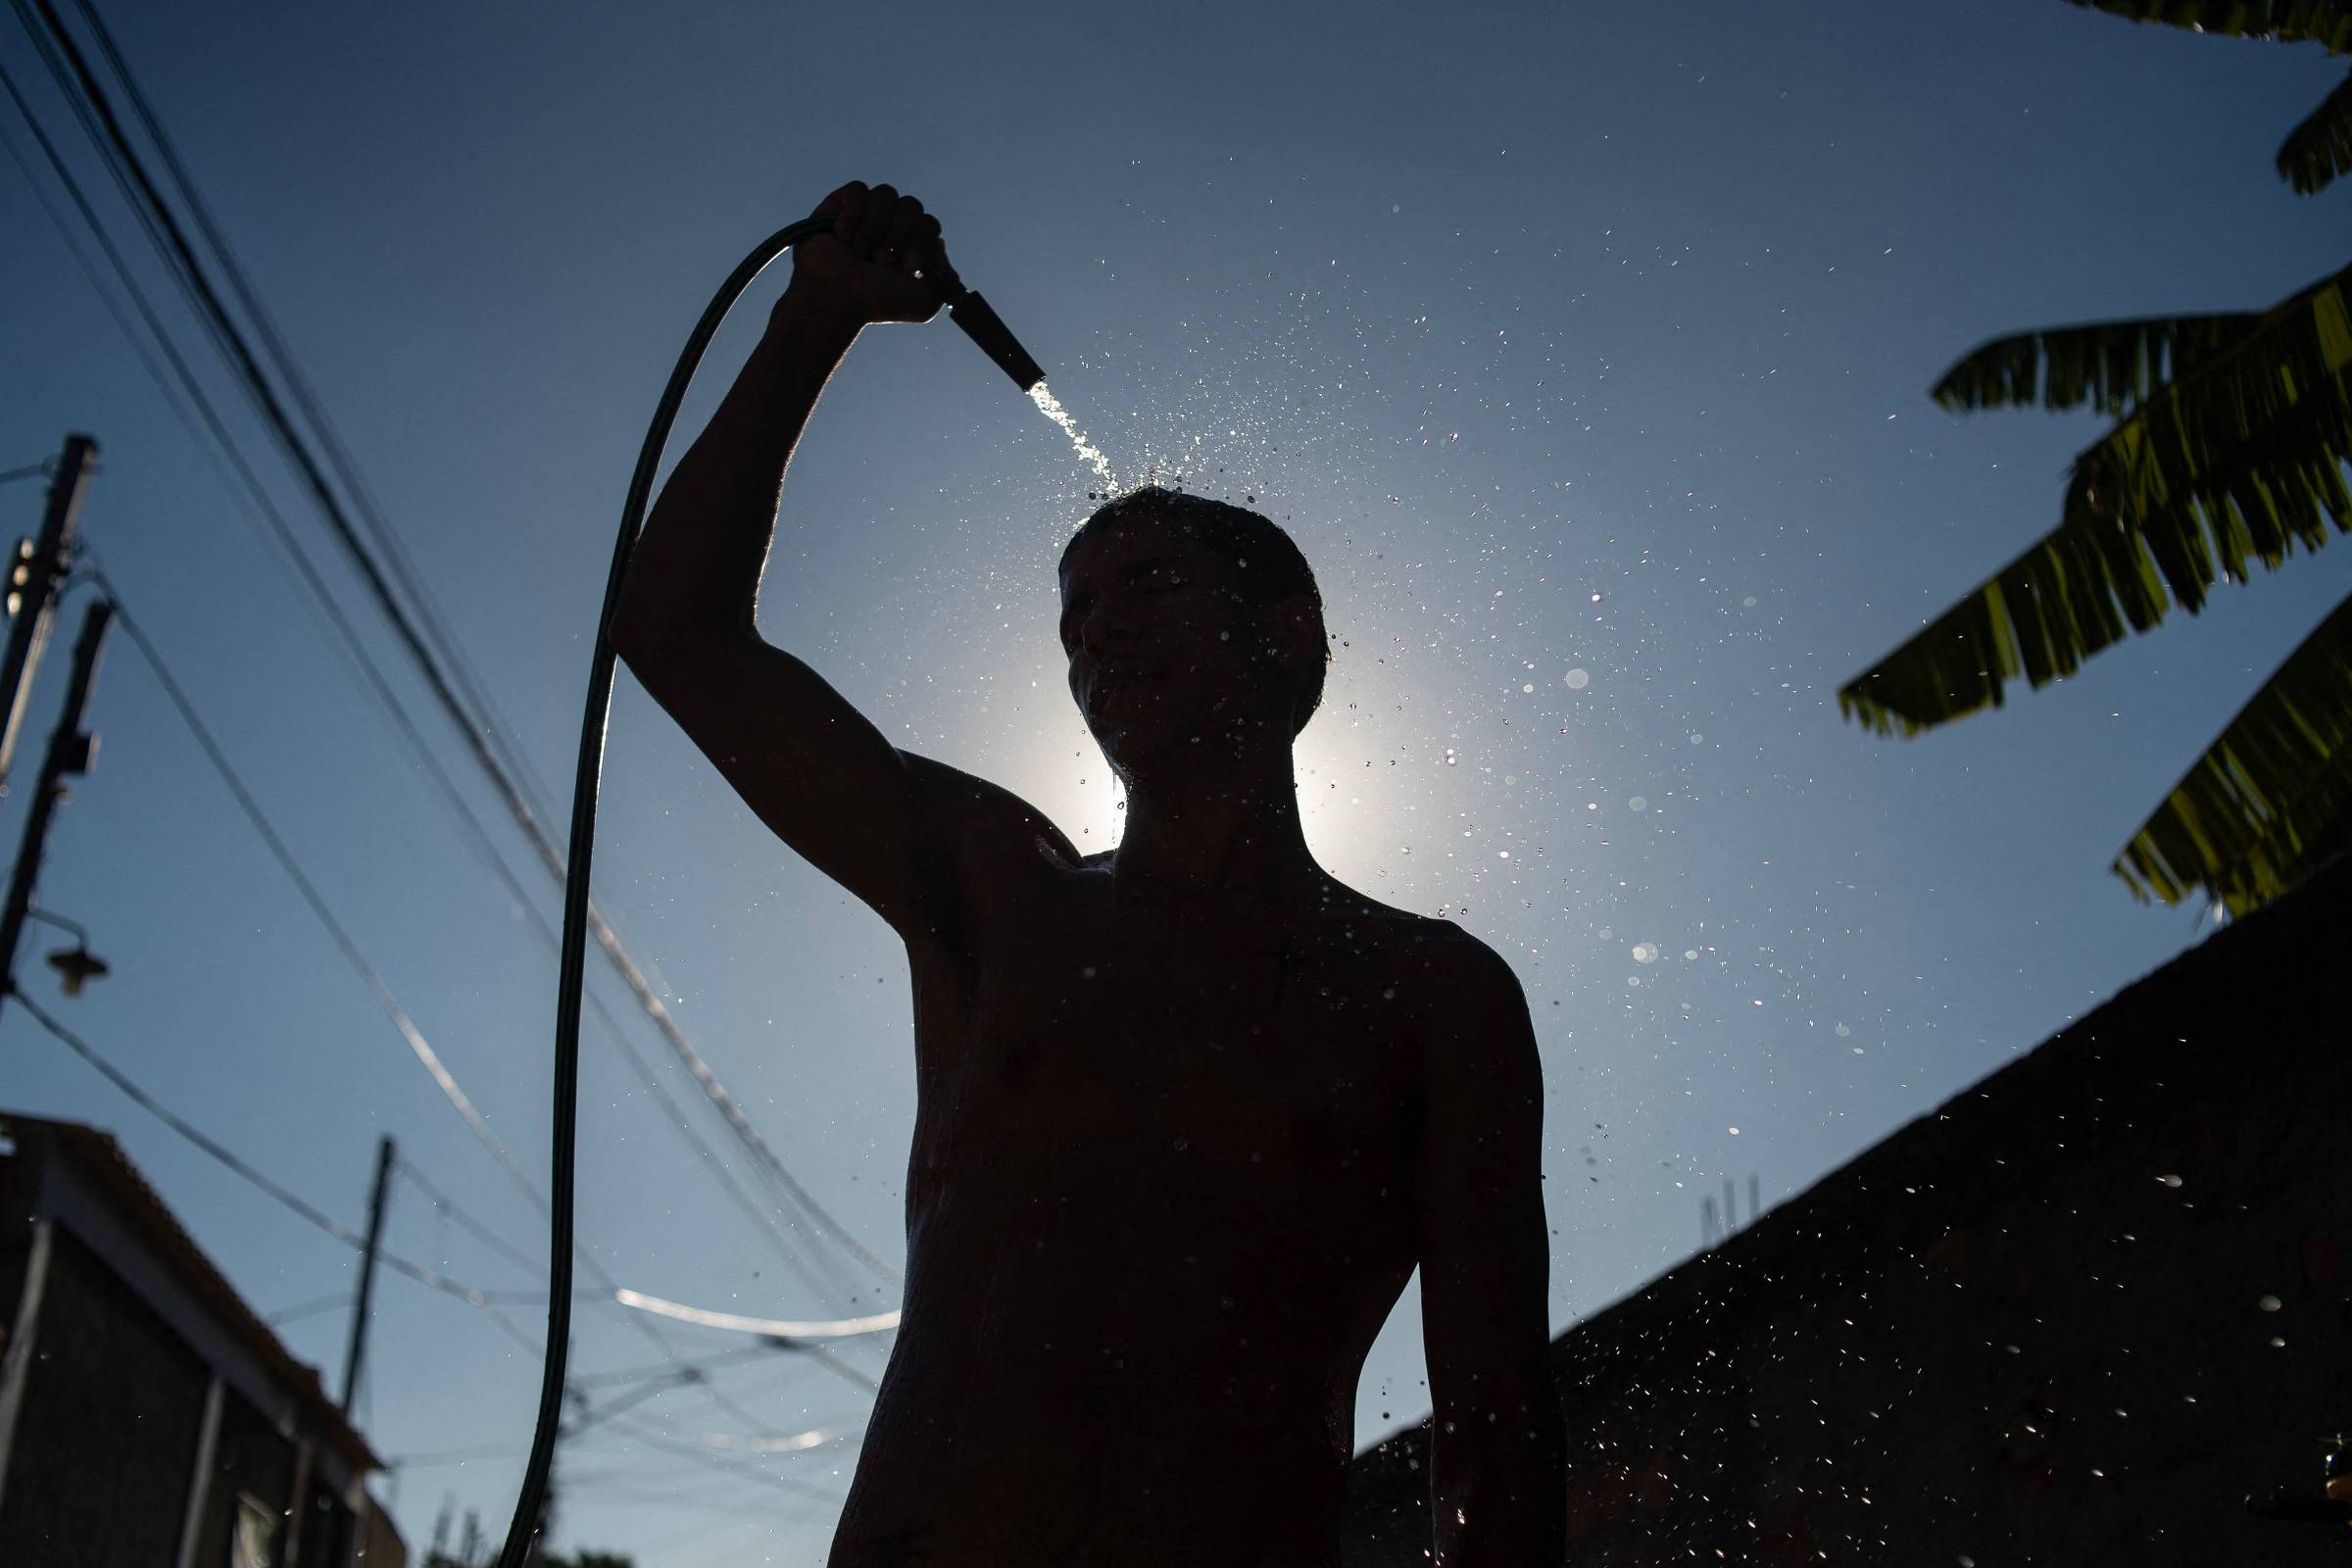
[607,596,727,688]
[607,581,679,666]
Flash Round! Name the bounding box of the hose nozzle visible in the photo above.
[922,259,1044,392]
[947,290,1045,393]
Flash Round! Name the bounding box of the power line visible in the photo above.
[93,578,879,1412]
[90,583,703,1356]
[24,0,894,1290]
[7,986,553,1328]
[61,0,568,838]
[385,1443,530,1472]
[566,1344,780,1392]
[93,579,537,1194]
[396,1154,543,1277]
[6,24,857,1313]
[589,1411,842,1503]
[265,1292,358,1328]
[19,0,889,1454]
[0,50,474,764]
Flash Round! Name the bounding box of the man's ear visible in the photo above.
[1271,592,1322,672]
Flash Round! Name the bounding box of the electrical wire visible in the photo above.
[1,49,501,797]
[6,987,553,1324]
[23,0,896,1291]
[95,575,879,1422]
[593,1410,842,1503]
[265,1291,359,1328]
[385,1443,531,1472]
[92,579,537,1192]
[15,15,970,1547]
[567,1344,781,1391]
[9,19,864,1320]
[395,1155,543,1276]
[72,0,571,835]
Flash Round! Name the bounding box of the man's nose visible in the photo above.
[1080,602,1138,655]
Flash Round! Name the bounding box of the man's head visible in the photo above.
[1056,488,1329,781]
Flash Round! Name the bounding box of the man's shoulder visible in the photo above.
[1374,917,1532,1059]
[1326,892,1520,983]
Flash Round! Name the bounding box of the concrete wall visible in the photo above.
[1343,855,2352,1566]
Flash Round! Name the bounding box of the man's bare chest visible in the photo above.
[905,880,1438,1229]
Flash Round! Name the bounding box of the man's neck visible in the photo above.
[1108,751,1325,910]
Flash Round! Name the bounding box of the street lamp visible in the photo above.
[26,907,106,996]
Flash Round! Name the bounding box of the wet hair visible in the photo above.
[1059,486,1331,735]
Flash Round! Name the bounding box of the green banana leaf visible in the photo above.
[2278,69,2352,191]
[1839,262,2352,736]
[2116,588,2352,912]
[2062,0,2352,49]
[1932,312,2261,416]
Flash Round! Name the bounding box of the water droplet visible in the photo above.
[1835,1022,1851,1037]
[2257,1295,2281,1312]
[1684,949,1699,960]
[1631,943,1658,964]
[2158,1174,2182,1188]
[1563,668,1590,689]
[1741,595,1758,608]
[1521,682,1535,694]
[1628,796,1647,811]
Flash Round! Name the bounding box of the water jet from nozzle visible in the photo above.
[1027,384,1119,494]
[920,255,1117,494]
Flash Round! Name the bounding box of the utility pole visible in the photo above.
[0,434,97,792]
[341,1135,395,1413]
[0,599,110,1024]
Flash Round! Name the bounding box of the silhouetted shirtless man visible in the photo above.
[612,182,1565,1566]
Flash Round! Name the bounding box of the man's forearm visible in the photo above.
[612,285,861,651]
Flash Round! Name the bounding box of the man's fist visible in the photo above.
[785,181,951,327]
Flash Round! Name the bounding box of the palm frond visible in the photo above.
[2116,588,2352,913]
[2278,69,2352,191]
[2062,0,2352,50]
[1933,312,2261,416]
[1840,262,2352,736]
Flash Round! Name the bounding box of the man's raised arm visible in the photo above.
[611,182,987,940]
[1416,934,1567,1565]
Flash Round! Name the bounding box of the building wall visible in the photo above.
[0,1227,210,1567]
[0,1119,406,1568]
[189,1383,301,1568]
[1343,856,2352,1565]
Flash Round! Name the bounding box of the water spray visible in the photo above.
[493,212,1052,1568]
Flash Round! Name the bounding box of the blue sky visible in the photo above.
[3,2,2345,1562]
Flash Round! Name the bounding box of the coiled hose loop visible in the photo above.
[494,213,832,1568]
